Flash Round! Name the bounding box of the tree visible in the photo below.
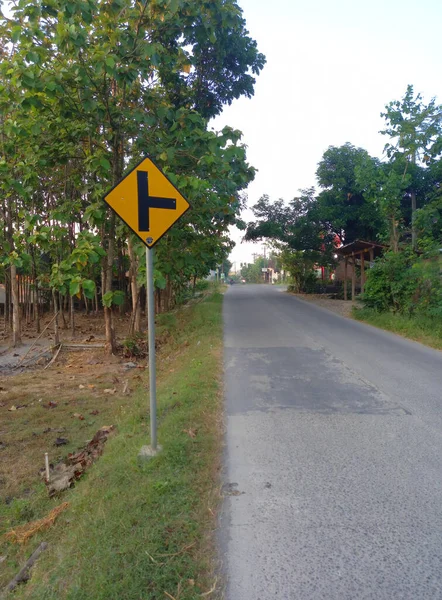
[240,256,266,283]
[159,0,266,118]
[245,189,337,291]
[380,85,442,248]
[414,158,442,252]
[278,248,319,293]
[0,0,264,346]
[246,189,335,260]
[316,144,384,243]
[355,156,408,252]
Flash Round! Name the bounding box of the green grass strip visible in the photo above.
[353,307,442,351]
[6,292,224,600]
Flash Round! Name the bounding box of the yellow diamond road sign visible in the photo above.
[103,156,190,248]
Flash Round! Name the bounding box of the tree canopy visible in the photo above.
[0,0,265,348]
[245,86,442,296]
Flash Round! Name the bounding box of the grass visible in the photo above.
[353,307,442,350]
[0,291,225,599]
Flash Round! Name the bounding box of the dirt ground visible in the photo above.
[293,293,359,318]
[0,311,143,373]
[0,312,149,503]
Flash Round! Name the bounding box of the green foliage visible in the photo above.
[244,87,442,324]
[356,156,409,250]
[194,280,210,292]
[379,85,442,247]
[362,249,442,317]
[316,143,385,243]
[246,189,337,260]
[240,256,266,283]
[102,290,125,308]
[280,249,319,293]
[414,173,442,251]
[0,0,264,327]
[380,84,442,165]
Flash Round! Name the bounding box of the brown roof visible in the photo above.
[336,240,386,257]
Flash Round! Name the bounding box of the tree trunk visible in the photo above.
[35,288,40,334]
[61,298,68,329]
[103,211,116,354]
[411,190,417,249]
[84,292,89,316]
[11,263,22,347]
[70,294,75,339]
[127,236,141,334]
[53,289,60,346]
[411,152,417,249]
[5,271,11,332]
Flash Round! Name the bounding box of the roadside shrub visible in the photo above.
[287,269,318,293]
[362,248,442,316]
[194,280,210,292]
[303,271,321,293]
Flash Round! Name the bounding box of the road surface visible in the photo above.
[221,284,442,599]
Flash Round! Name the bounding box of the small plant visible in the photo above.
[122,333,146,358]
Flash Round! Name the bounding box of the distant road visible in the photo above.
[221,284,442,600]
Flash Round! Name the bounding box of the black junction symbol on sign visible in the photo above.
[137,170,176,232]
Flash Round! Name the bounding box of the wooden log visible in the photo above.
[62,343,105,350]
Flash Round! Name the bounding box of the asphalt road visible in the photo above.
[220,284,442,600]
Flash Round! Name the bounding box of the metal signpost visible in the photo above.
[104,156,190,456]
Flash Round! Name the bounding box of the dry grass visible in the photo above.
[4,502,69,545]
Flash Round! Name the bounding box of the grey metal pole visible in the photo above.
[146,246,157,450]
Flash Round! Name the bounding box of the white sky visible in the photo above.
[212,0,442,268]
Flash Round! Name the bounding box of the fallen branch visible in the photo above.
[62,344,105,350]
[18,347,52,369]
[2,542,48,595]
[44,343,63,370]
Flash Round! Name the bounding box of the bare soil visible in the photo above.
[0,312,148,502]
[0,346,147,502]
[293,293,359,318]
[0,311,145,374]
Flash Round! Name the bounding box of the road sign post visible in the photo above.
[146,246,157,451]
[103,156,190,458]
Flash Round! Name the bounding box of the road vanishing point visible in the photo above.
[221,284,442,600]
